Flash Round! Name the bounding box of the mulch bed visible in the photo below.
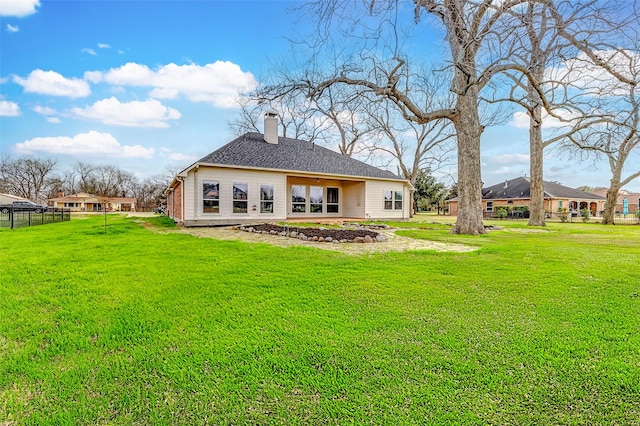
[236,223,385,243]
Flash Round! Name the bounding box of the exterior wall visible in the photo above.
[286,176,347,219]
[184,166,287,225]
[364,179,409,219]
[179,165,409,225]
[341,181,366,218]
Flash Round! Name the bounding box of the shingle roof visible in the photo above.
[482,176,605,200]
[192,132,405,181]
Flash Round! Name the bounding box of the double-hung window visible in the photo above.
[384,190,403,210]
[260,184,274,213]
[486,201,493,212]
[233,182,248,213]
[203,181,219,213]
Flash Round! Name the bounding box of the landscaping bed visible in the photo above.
[235,223,389,243]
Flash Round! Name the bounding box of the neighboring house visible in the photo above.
[48,192,137,212]
[165,113,411,226]
[447,176,606,216]
[590,188,640,214]
[0,193,29,204]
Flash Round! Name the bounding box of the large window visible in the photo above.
[260,184,274,213]
[327,188,339,213]
[486,201,493,212]
[203,181,219,213]
[384,190,403,210]
[291,185,306,212]
[310,186,323,213]
[233,182,248,213]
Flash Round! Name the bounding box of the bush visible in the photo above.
[495,206,508,219]
[580,208,591,222]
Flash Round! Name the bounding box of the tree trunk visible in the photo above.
[602,187,620,225]
[452,86,486,235]
[528,104,546,226]
[602,169,622,224]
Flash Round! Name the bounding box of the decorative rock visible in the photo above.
[318,237,324,242]
[311,236,319,241]
[325,237,332,242]
[290,231,298,237]
[375,234,388,242]
[364,235,374,243]
[340,239,348,243]
[354,237,366,243]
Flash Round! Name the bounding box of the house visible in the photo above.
[447,176,606,216]
[590,188,640,214]
[48,192,137,212]
[0,193,29,204]
[165,113,411,226]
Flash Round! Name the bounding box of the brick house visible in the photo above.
[447,176,606,217]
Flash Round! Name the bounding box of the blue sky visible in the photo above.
[1,0,639,191]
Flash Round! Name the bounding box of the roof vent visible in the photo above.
[504,180,508,188]
[264,112,279,144]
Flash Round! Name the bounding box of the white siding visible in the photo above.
[342,181,366,218]
[185,166,287,223]
[364,180,409,219]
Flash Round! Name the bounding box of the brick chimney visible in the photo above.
[264,112,279,144]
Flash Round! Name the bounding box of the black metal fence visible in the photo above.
[0,208,71,229]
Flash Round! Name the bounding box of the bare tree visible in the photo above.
[230,91,325,142]
[299,0,562,234]
[566,51,640,224]
[0,155,57,202]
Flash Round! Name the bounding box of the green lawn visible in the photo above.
[1,215,639,424]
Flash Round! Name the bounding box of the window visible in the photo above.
[384,190,403,210]
[203,181,219,213]
[260,184,274,213]
[327,188,339,213]
[558,200,563,209]
[233,182,248,213]
[384,190,393,210]
[394,191,403,210]
[291,185,306,213]
[486,201,493,212]
[310,186,323,213]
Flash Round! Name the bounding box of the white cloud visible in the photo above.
[15,130,155,159]
[33,105,60,122]
[87,61,258,108]
[33,105,57,115]
[98,43,111,49]
[547,49,639,96]
[510,110,578,130]
[70,97,181,128]
[13,69,91,98]
[82,48,97,56]
[166,152,198,162]
[0,0,40,17]
[0,100,21,116]
[7,24,19,32]
[491,154,530,165]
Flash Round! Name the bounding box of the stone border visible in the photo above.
[234,223,389,244]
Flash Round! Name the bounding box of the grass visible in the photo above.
[1,215,639,424]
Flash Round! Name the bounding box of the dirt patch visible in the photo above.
[174,224,476,255]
